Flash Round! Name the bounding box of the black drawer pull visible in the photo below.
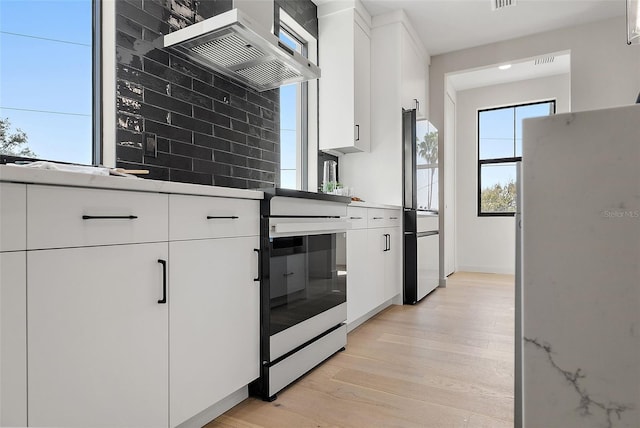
[207,216,239,220]
[254,249,261,282]
[390,217,398,219]
[283,272,295,277]
[349,216,363,220]
[82,215,137,220]
[157,259,167,304]
[372,217,383,220]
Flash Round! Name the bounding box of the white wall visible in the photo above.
[455,73,571,274]
[431,16,640,276]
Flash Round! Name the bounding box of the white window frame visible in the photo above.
[279,9,318,191]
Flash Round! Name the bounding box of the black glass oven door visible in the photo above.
[269,233,346,336]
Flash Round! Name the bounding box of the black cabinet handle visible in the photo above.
[390,217,398,219]
[372,217,383,220]
[207,216,239,220]
[355,124,360,141]
[387,234,391,251]
[349,216,363,220]
[82,215,137,220]
[253,249,261,282]
[414,98,419,111]
[283,272,295,277]
[157,259,167,304]
[383,234,389,252]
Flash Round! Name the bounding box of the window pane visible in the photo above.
[480,163,517,213]
[280,170,296,190]
[0,0,92,164]
[280,83,298,189]
[417,167,438,211]
[479,108,514,160]
[515,102,554,156]
[416,120,438,211]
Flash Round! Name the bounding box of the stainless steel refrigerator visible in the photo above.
[402,109,439,304]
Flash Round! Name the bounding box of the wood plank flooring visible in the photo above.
[205,272,515,428]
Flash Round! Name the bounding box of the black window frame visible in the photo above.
[477,99,556,217]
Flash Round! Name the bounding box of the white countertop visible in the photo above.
[0,165,264,200]
[348,200,402,210]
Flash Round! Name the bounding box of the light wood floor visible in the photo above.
[205,272,515,428]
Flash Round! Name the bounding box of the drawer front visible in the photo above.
[169,195,259,240]
[346,207,368,229]
[368,208,401,228]
[0,182,26,252]
[27,185,168,249]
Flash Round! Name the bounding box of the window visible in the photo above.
[478,100,555,216]
[416,119,438,211]
[278,10,316,191]
[0,0,97,165]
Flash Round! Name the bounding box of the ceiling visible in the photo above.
[358,0,625,56]
[448,51,571,90]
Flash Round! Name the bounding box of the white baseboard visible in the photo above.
[456,265,515,275]
[176,386,248,428]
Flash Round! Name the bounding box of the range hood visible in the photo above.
[162,7,320,92]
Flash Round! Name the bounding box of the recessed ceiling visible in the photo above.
[358,0,624,55]
[448,52,571,91]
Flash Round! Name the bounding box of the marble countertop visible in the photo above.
[348,200,402,210]
[0,165,264,200]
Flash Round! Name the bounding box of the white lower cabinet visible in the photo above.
[27,243,169,428]
[346,208,402,328]
[0,251,27,427]
[169,237,260,427]
[346,228,371,324]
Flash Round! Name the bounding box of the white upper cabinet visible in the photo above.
[400,28,429,119]
[318,2,372,154]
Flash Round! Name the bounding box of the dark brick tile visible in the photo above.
[171,57,213,85]
[248,158,277,173]
[261,108,275,121]
[247,91,275,111]
[144,151,192,170]
[194,106,231,128]
[171,84,212,109]
[168,12,192,31]
[145,119,192,143]
[214,150,247,167]
[193,79,229,103]
[116,46,143,69]
[145,89,191,116]
[230,96,261,116]
[194,133,231,151]
[171,141,212,160]
[118,64,170,95]
[171,113,212,135]
[261,129,279,143]
[157,137,170,152]
[213,175,248,189]
[116,30,137,51]
[117,79,144,101]
[143,0,170,22]
[116,160,169,181]
[170,169,212,185]
[140,103,170,123]
[194,159,232,176]
[231,142,261,159]
[214,125,246,144]
[214,100,247,121]
[144,58,192,88]
[260,88,279,103]
[117,0,170,35]
[231,119,261,138]
[116,14,143,39]
[117,129,143,147]
[116,143,144,163]
[195,0,232,20]
[214,75,247,99]
[247,179,273,190]
[117,96,142,115]
[145,48,170,66]
[247,113,264,128]
[117,113,143,132]
[262,150,278,163]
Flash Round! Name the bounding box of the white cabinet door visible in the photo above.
[346,228,369,324]
[169,236,260,427]
[383,226,402,302]
[367,228,387,308]
[27,243,169,428]
[0,251,26,427]
[400,29,427,118]
[353,21,371,152]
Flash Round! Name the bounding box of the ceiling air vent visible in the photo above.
[534,56,555,65]
[492,0,517,11]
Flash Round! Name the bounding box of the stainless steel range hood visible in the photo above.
[162,8,320,92]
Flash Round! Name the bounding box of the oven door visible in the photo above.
[269,233,346,337]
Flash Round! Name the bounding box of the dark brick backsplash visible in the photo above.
[115,0,318,189]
